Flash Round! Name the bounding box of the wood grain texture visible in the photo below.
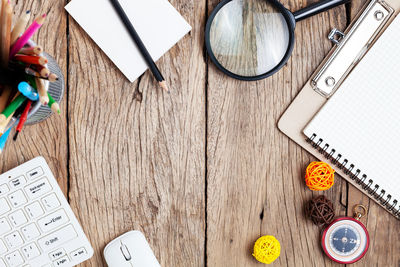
[207,0,348,266]
[1,0,68,192]
[67,0,206,266]
[1,0,399,266]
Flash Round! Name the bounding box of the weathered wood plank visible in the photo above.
[67,0,207,266]
[0,1,68,193]
[206,0,347,266]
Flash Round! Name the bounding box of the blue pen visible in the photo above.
[18,82,39,101]
[0,127,12,153]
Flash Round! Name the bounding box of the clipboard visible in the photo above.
[278,0,400,219]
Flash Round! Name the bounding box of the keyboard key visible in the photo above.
[5,232,23,249]
[0,217,11,235]
[25,178,52,199]
[21,243,40,260]
[9,176,26,189]
[27,167,44,180]
[8,210,27,227]
[70,247,87,262]
[49,248,66,260]
[0,184,9,196]
[54,256,70,266]
[8,190,28,208]
[0,198,11,216]
[0,239,7,254]
[21,223,40,241]
[25,201,44,219]
[5,250,24,266]
[38,224,77,252]
[38,209,69,233]
[42,194,60,211]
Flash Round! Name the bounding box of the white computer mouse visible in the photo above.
[104,230,161,267]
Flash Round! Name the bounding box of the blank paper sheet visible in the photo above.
[66,0,191,82]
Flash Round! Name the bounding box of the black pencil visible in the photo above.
[109,0,169,92]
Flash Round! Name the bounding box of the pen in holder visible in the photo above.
[7,39,64,129]
[0,8,63,153]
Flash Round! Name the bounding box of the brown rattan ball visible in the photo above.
[306,195,335,226]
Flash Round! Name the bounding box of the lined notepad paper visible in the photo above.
[304,15,400,201]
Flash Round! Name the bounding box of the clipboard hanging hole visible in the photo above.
[328,28,345,45]
[374,10,385,21]
[325,77,336,87]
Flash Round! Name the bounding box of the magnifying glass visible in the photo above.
[205,0,350,81]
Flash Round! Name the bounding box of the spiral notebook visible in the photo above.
[304,14,400,209]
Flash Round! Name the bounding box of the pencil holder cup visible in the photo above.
[10,40,64,126]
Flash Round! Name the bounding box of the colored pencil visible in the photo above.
[8,61,43,78]
[25,67,42,78]
[48,73,58,82]
[10,13,46,58]
[0,105,14,134]
[0,0,6,51]
[14,54,48,65]
[34,77,49,105]
[47,92,60,114]
[13,100,31,141]
[0,127,12,153]
[0,0,12,67]
[0,91,20,134]
[18,45,42,55]
[10,10,31,45]
[0,85,12,113]
[0,94,26,123]
[0,114,12,134]
[32,64,50,77]
[8,64,56,82]
[109,0,169,92]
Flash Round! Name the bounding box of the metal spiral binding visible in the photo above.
[307,133,399,219]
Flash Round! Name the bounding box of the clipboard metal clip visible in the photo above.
[311,0,394,98]
[328,28,345,45]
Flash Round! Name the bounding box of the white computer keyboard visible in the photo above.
[0,157,93,267]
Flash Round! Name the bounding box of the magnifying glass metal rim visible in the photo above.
[205,0,296,81]
[205,0,350,81]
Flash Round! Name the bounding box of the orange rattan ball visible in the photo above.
[305,162,335,191]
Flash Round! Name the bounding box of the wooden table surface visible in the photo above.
[2,0,399,266]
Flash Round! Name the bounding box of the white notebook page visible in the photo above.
[304,15,400,199]
[65,0,191,83]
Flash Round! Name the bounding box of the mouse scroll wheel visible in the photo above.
[120,243,132,261]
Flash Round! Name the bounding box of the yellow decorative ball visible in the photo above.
[252,235,281,264]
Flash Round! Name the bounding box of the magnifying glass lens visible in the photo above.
[209,0,290,77]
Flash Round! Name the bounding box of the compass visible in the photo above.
[321,205,369,264]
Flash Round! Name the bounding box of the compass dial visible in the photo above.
[330,224,360,255]
[322,218,369,264]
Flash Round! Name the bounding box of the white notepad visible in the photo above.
[304,15,400,200]
[65,0,191,82]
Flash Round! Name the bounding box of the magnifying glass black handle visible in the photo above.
[293,0,350,22]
